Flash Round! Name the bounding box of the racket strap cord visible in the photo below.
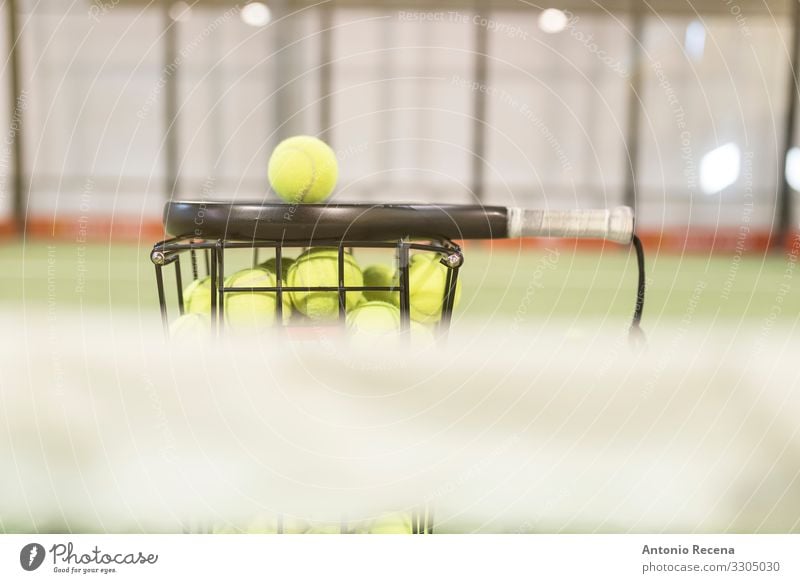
[630,234,646,344]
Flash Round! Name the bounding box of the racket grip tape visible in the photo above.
[506,206,635,244]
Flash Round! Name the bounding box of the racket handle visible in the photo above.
[506,206,634,244]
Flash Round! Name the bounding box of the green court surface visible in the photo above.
[1,240,798,326]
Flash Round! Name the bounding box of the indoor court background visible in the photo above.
[2,0,800,534]
[2,0,799,323]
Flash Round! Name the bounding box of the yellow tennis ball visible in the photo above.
[183,276,212,314]
[268,135,338,203]
[346,302,438,351]
[408,253,462,324]
[362,264,399,305]
[346,301,401,331]
[410,320,437,347]
[246,513,309,534]
[212,514,309,534]
[259,256,295,278]
[223,268,278,330]
[368,512,414,534]
[304,523,344,534]
[169,313,210,342]
[287,248,363,320]
[182,269,291,327]
[346,301,402,348]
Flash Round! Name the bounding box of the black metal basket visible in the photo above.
[150,202,477,336]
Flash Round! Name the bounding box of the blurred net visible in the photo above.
[2,310,799,533]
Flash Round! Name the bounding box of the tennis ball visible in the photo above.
[362,264,399,304]
[169,313,209,341]
[212,514,309,534]
[287,248,363,320]
[408,253,462,324]
[247,513,309,534]
[268,135,338,204]
[304,523,344,534]
[223,268,278,330]
[347,303,438,350]
[410,320,436,347]
[346,301,402,348]
[346,301,401,332]
[368,512,413,534]
[183,276,212,314]
[260,256,295,277]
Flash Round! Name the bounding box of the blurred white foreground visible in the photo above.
[1,310,799,533]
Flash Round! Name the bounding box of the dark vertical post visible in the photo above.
[163,1,180,200]
[319,2,333,142]
[216,241,225,327]
[6,0,25,234]
[397,241,410,329]
[273,0,298,140]
[470,3,489,202]
[777,0,800,249]
[337,244,346,321]
[190,248,199,280]
[275,244,284,324]
[175,256,185,314]
[623,3,644,211]
[155,264,169,332]
[210,246,218,334]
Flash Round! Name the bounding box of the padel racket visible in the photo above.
[164,202,634,244]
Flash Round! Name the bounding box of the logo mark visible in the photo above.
[20,543,46,571]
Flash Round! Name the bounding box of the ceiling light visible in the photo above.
[685,20,706,61]
[241,2,272,27]
[538,9,567,34]
[700,143,741,194]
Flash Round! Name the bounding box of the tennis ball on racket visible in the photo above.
[368,512,414,534]
[287,248,363,320]
[223,268,278,330]
[268,135,338,204]
[409,253,462,324]
[362,264,399,304]
[184,276,212,314]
